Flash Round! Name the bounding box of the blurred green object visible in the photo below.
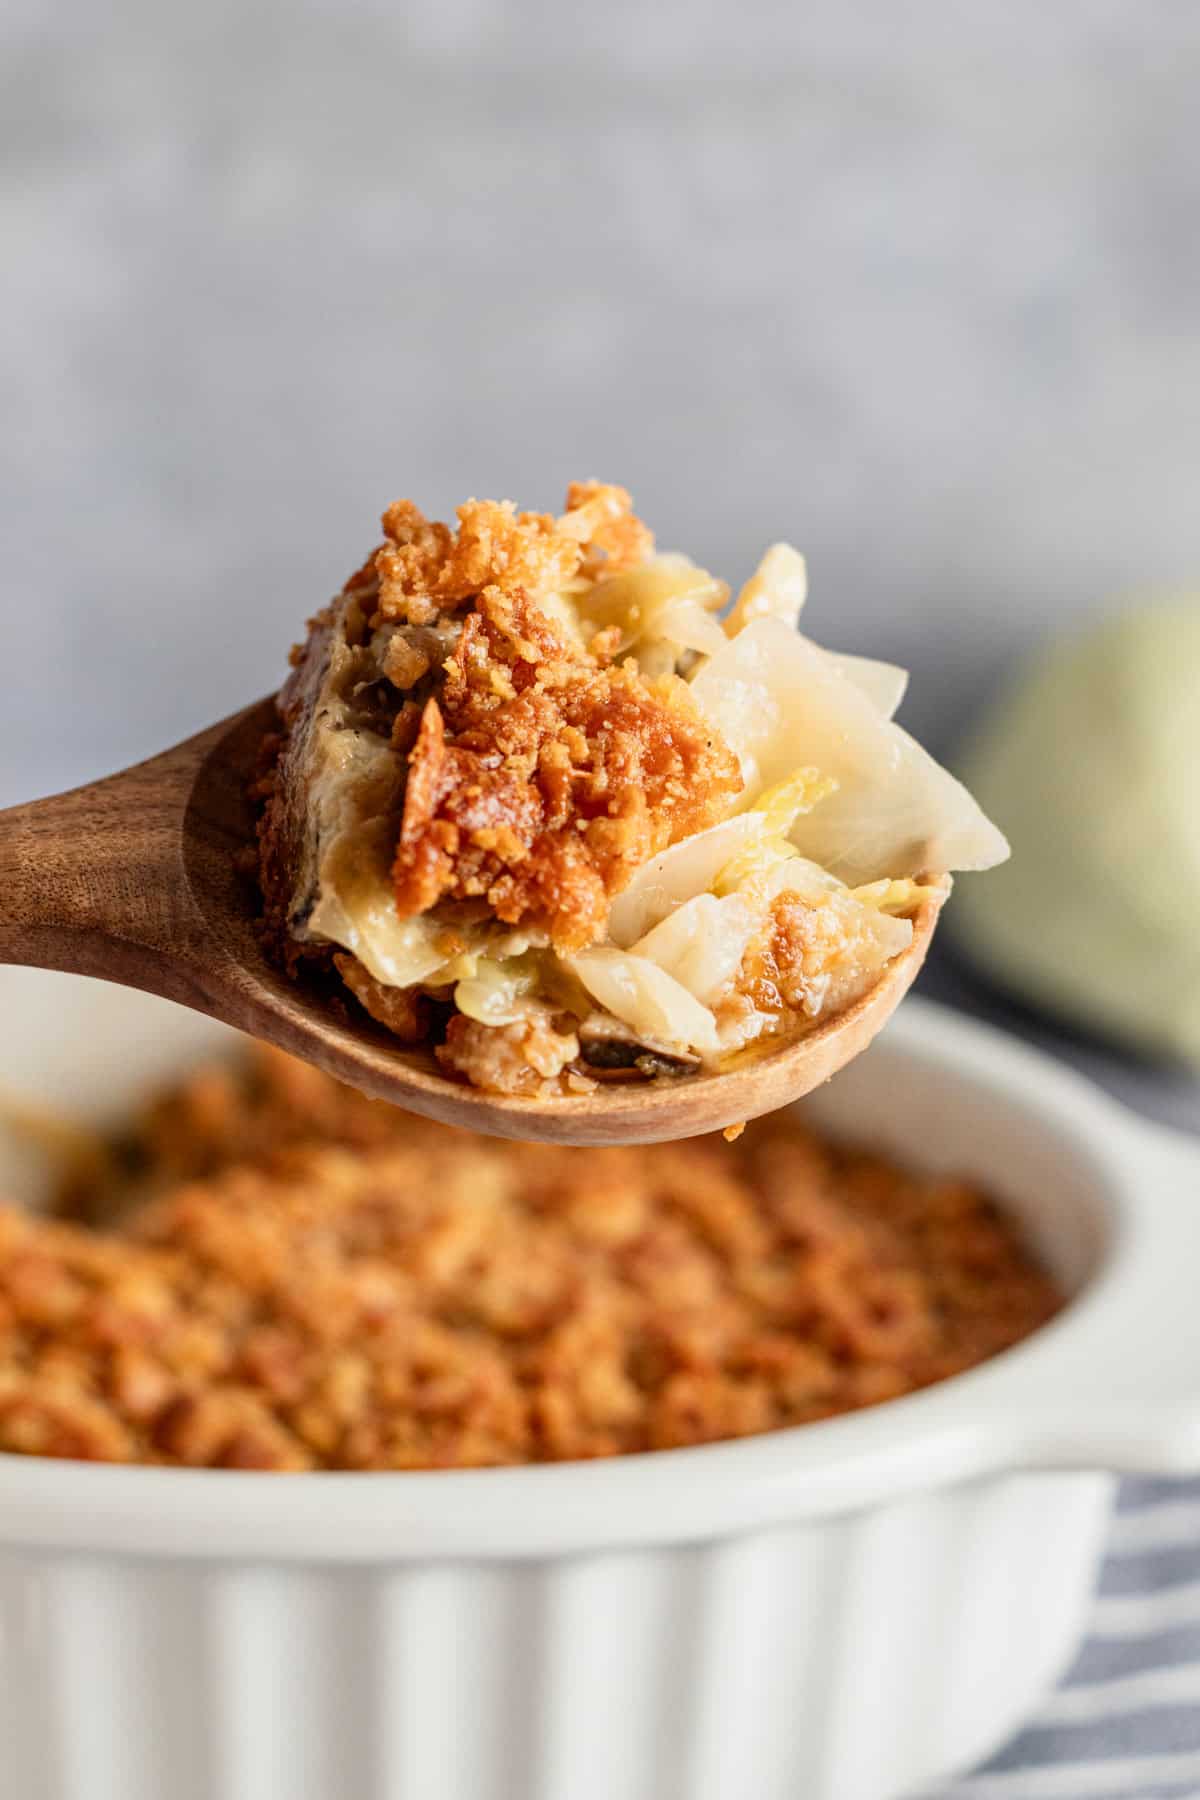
[954,598,1200,1067]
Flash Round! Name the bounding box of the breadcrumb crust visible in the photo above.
[379,492,742,950]
[0,1049,1061,1471]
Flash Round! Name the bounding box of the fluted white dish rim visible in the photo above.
[1,994,1198,1563]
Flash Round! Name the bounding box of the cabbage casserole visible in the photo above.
[255,483,1007,1095]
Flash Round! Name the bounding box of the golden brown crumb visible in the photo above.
[255,482,745,1063]
[435,1012,582,1095]
[561,479,656,575]
[54,1044,408,1228]
[389,540,742,952]
[333,954,429,1042]
[376,497,577,626]
[374,484,653,627]
[380,634,432,690]
[2,1051,1061,1471]
[719,890,902,1049]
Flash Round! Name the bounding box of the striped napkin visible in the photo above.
[928,1477,1200,1800]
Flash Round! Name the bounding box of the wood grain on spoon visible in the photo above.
[0,701,948,1144]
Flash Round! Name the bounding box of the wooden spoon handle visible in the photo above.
[0,716,238,994]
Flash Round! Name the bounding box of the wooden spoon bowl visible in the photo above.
[0,701,948,1145]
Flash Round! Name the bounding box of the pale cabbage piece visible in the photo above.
[624,855,914,1028]
[533,588,588,649]
[760,856,846,903]
[605,814,769,948]
[710,774,839,897]
[311,812,544,997]
[828,653,908,719]
[725,543,809,636]
[633,600,729,680]
[567,947,721,1055]
[690,618,1009,884]
[574,555,728,669]
[746,769,838,836]
[309,819,452,989]
[652,596,730,656]
[630,893,761,1006]
[608,769,837,949]
[851,877,933,915]
[454,956,540,1027]
[710,837,800,898]
[868,907,915,961]
[723,546,907,718]
[289,707,461,989]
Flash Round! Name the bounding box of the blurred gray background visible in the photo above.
[3,0,1199,1118]
[4,0,1198,800]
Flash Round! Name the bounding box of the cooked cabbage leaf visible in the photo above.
[309,819,452,989]
[630,893,760,1006]
[568,947,721,1053]
[690,619,1008,882]
[606,814,769,948]
[828,653,908,719]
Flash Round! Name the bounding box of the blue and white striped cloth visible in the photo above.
[931,1477,1200,1800]
[912,968,1200,1799]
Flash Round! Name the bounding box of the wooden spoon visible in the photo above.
[0,700,947,1145]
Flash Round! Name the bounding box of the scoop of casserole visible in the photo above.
[255,482,1006,1095]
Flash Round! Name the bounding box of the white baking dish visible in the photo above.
[1,968,1199,1800]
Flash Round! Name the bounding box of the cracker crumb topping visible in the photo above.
[376,492,741,950]
[393,604,740,950]
[0,1048,1061,1471]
